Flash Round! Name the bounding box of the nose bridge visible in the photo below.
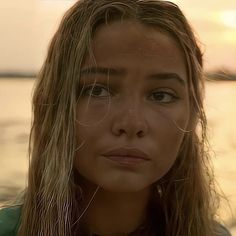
[112,94,148,138]
[120,90,143,119]
[124,93,140,114]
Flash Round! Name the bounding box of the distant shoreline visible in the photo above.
[0,73,36,79]
[0,72,236,81]
[205,72,236,81]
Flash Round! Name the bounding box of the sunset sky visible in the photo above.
[0,0,235,73]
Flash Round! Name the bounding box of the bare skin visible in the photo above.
[81,187,151,235]
[75,20,189,235]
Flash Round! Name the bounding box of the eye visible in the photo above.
[82,84,110,97]
[150,91,178,103]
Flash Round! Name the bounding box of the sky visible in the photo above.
[0,0,235,74]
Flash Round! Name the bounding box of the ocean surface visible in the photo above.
[0,78,235,234]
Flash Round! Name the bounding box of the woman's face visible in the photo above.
[75,20,190,192]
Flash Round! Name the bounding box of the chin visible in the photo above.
[97,178,154,193]
[75,168,157,193]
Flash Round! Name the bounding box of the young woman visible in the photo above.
[0,0,232,235]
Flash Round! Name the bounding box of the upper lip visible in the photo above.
[102,147,150,160]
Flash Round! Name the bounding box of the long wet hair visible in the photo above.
[17,0,222,235]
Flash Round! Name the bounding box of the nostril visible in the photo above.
[117,128,144,137]
[137,130,145,137]
[119,129,126,135]
[111,110,148,138]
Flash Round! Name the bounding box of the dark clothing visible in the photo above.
[0,206,232,236]
[0,206,21,236]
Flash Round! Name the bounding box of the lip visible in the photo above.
[102,147,150,165]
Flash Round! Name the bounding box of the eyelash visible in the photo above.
[149,91,179,103]
[80,84,179,103]
[81,84,111,97]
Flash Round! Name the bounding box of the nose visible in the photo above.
[111,105,148,138]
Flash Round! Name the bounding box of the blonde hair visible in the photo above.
[16,0,221,235]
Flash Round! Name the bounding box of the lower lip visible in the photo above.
[103,155,148,166]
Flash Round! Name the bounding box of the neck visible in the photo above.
[82,187,151,236]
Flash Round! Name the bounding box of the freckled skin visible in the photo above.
[75,20,190,193]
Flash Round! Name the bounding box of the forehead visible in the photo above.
[84,20,187,82]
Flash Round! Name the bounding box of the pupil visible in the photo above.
[154,93,164,100]
[92,87,102,95]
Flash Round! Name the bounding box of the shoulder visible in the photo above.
[0,206,21,236]
[214,222,232,236]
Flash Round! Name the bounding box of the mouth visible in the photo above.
[102,147,150,166]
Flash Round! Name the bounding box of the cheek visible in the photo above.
[155,130,185,177]
[75,100,108,170]
[154,103,190,136]
[74,132,99,186]
[74,147,93,181]
[148,109,187,180]
[74,116,106,181]
[76,99,110,126]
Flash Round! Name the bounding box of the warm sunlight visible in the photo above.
[0,0,235,72]
[220,10,236,29]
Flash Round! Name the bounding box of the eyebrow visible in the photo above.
[80,67,186,85]
[149,72,186,85]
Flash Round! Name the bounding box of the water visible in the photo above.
[0,78,235,233]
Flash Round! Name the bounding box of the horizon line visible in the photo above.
[0,70,235,79]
